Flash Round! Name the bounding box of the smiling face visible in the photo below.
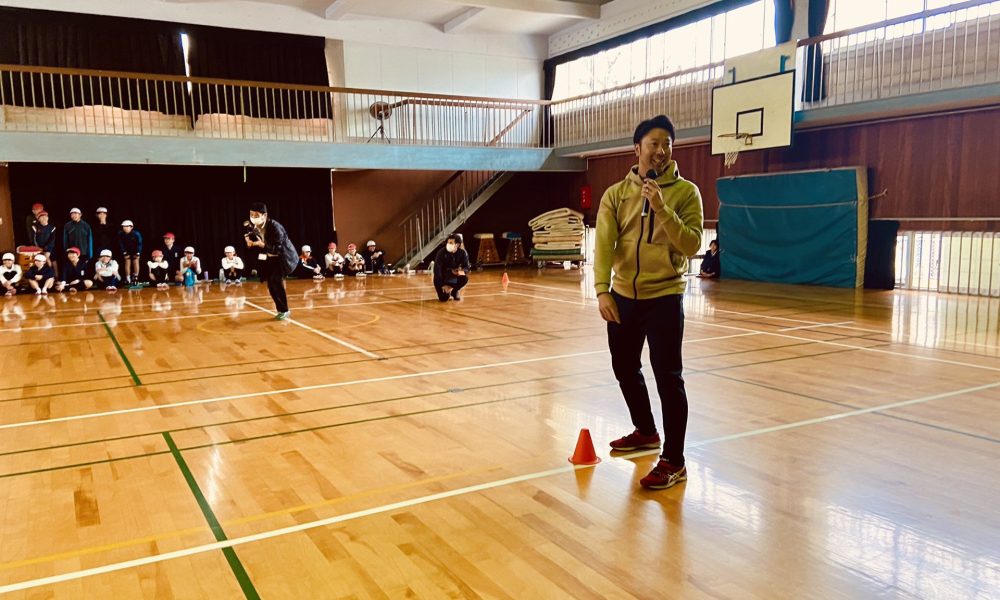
[634,128,673,176]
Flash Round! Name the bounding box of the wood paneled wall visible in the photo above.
[585,108,1000,232]
[330,170,455,255]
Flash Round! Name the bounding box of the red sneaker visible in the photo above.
[609,430,661,451]
[640,460,687,490]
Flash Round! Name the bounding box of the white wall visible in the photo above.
[343,42,542,99]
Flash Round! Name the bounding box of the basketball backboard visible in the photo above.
[711,42,798,166]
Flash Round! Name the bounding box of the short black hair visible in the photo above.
[249,202,268,214]
[709,239,719,248]
[448,233,464,245]
[633,115,675,145]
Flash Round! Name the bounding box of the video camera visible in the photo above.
[243,221,261,243]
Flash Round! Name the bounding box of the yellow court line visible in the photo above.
[0,454,543,572]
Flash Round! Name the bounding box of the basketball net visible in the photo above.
[718,133,753,169]
[724,148,741,169]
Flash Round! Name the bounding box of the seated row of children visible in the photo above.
[2,249,122,294]
[293,241,388,280]
[2,239,390,294]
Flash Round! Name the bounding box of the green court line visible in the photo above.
[163,432,261,600]
[0,340,867,462]
[0,380,616,480]
[0,370,590,459]
[0,328,593,406]
[98,313,142,386]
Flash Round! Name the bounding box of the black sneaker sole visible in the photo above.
[609,442,661,451]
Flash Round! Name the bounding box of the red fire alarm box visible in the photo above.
[580,185,592,210]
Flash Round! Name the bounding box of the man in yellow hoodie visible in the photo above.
[595,114,704,490]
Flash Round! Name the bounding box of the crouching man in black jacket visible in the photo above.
[245,202,298,320]
[433,233,471,302]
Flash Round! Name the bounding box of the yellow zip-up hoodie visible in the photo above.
[594,161,704,299]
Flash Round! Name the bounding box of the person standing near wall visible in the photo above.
[594,115,704,491]
[63,208,93,263]
[245,202,297,320]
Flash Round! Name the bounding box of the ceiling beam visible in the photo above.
[435,0,600,20]
[442,7,487,34]
[324,0,359,20]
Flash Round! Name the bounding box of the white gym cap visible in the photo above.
[184,246,195,253]
[224,246,235,253]
[100,249,113,257]
[2,253,14,261]
[301,245,311,252]
[96,207,107,213]
[121,219,133,227]
[34,254,46,262]
[69,207,81,214]
[366,240,376,246]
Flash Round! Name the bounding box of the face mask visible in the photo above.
[250,216,265,225]
[446,243,457,253]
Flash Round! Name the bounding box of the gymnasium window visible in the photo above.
[825,0,1000,35]
[180,32,193,92]
[551,1,776,101]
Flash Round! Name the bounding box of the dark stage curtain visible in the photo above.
[8,164,334,277]
[185,26,330,119]
[0,7,186,112]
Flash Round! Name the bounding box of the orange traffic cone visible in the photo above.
[501,271,509,290]
[568,428,601,465]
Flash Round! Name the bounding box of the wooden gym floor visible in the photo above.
[0,270,997,599]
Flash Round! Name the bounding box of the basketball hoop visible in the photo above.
[717,132,755,168]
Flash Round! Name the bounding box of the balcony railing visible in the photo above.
[1,1,997,151]
[546,0,1000,147]
[0,64,545,147]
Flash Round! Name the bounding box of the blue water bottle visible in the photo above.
[183,268,195,287]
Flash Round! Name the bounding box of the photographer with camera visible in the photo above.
[244,202,297,320]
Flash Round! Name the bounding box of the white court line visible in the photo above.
[777,321,854,332]
[246,301,382,359]
[0,349,608,432]
[693,319,1000,373]
[711,308,890,336]
[2,378,996,595]
[507,291,592,306]
[504,289,1000,374]
[0,280,501,321]
[508,281,590,295]
[0,331,751,432]
[618,380,1000,460]
[0,293,510,333]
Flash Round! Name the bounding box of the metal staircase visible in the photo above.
[395,170,513,270]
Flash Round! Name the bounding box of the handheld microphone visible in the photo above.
[641,168,657,217]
